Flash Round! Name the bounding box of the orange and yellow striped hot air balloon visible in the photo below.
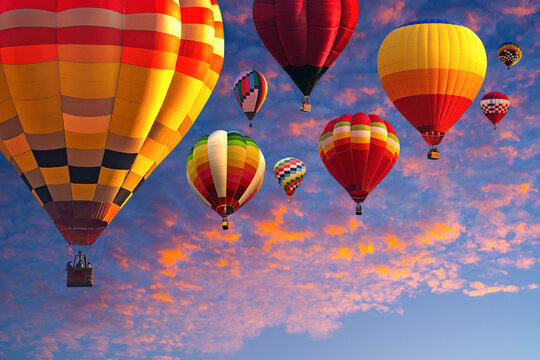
[0,0,224,249]
[377,19,487,159]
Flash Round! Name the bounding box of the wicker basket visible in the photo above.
[67,267,93,287]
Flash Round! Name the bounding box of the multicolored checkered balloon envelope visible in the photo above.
[273,157,306,203]
[0,0,224,246]
[233,70,268,127]
[480,92,510,130]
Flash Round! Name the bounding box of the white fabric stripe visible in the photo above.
[125,13,181,36]
[57,8,123,28]
[238,148,265,206]
[186,170,212,207]
[0,9,56,30]
[207,130,228,198]
[0,9,182,37]
[242,89,259,112]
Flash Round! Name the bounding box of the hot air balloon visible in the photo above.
[274,157,306,203]
[377,19,487,160]
[480,92,510,130]
[186,130,265,230]
[233,70,268,127]
[319,113,399,215]
[253,0,359,112]
[0,0,224,285]
[498,42,522,70]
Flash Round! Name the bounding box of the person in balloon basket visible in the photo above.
[65,261,73,271]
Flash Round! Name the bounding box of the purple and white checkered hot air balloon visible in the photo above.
[233,70,268,127]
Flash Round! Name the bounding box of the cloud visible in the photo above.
[502,3,540,17]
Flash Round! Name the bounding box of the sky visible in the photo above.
[0,0,539,359]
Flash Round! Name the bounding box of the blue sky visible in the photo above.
[0,0,539,359]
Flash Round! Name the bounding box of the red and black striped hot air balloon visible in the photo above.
[253,0,359,112]
[319,113,400,215]
[480,92,510,130]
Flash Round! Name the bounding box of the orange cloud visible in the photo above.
[373,0,411,27]
[288,117,328,141]
[334,87,379,106]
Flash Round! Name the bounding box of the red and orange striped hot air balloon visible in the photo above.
[319,113,400,215]
[377,19,487,159]
[0,0,224,269]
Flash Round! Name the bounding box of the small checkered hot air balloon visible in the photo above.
[319,113,399,215]
[0,0,224,285]
[377,19,487,160]
[233,70,268,127]
[480,92,510,130]
[186,131,265,230]
[498,42,522,70]
[273,157,306,203]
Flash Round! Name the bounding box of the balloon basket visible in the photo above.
[67,267,93,287]
[355,204,362,216]
[222,218,229,230]
[427,149,439,160]
[300,96,311,112]
[288,198,292,203]
[249,122,253,128]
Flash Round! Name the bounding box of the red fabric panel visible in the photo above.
[44,201,110,245]
[0,0,56,13]
[323,0,358,67]
[124,0,179,17]
[58,27,123,46]
[307,0,341,67]
[393,94,472,143]
[274,0,308,67]
[1,28,57,47]
[253,0,289,67]
[58,0,124,12]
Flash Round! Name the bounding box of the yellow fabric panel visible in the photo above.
[64,114,111,134]
[380,69,485,100]
[109,100,158,138]
[40,166,70,185]
[13,150,38,172]
[13,98,63,133]
[377,23,487,78]
[65,131,107,149]
[154,73,203,129]
[0,99,18,121]
[121,172,143,191]
[115,65,175,103]
[71,183,96,201]
[3,133,30,156]
[94,184,120,203]
[1,62,58,83]
[58,44,123,63]
[6,76,59,100]
[98,168,128,187]
[129,155,154,176]
[60,62,120,99]
[138,139,167,161]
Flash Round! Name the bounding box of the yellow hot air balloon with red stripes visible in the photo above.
[377,19,487,159]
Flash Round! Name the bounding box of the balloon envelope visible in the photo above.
[0,0,224,245]
[377,19,487,152]
[274,157,306,201]
[186,130,265,219]
[233,70,268,123]
[480,92,510,129]
[498,42,522,69]
[253,0,359,98]
[319,113,399,209]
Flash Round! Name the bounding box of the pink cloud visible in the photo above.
[372,0,413,27]
[334,87,379,106]
[502,3,540,17]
